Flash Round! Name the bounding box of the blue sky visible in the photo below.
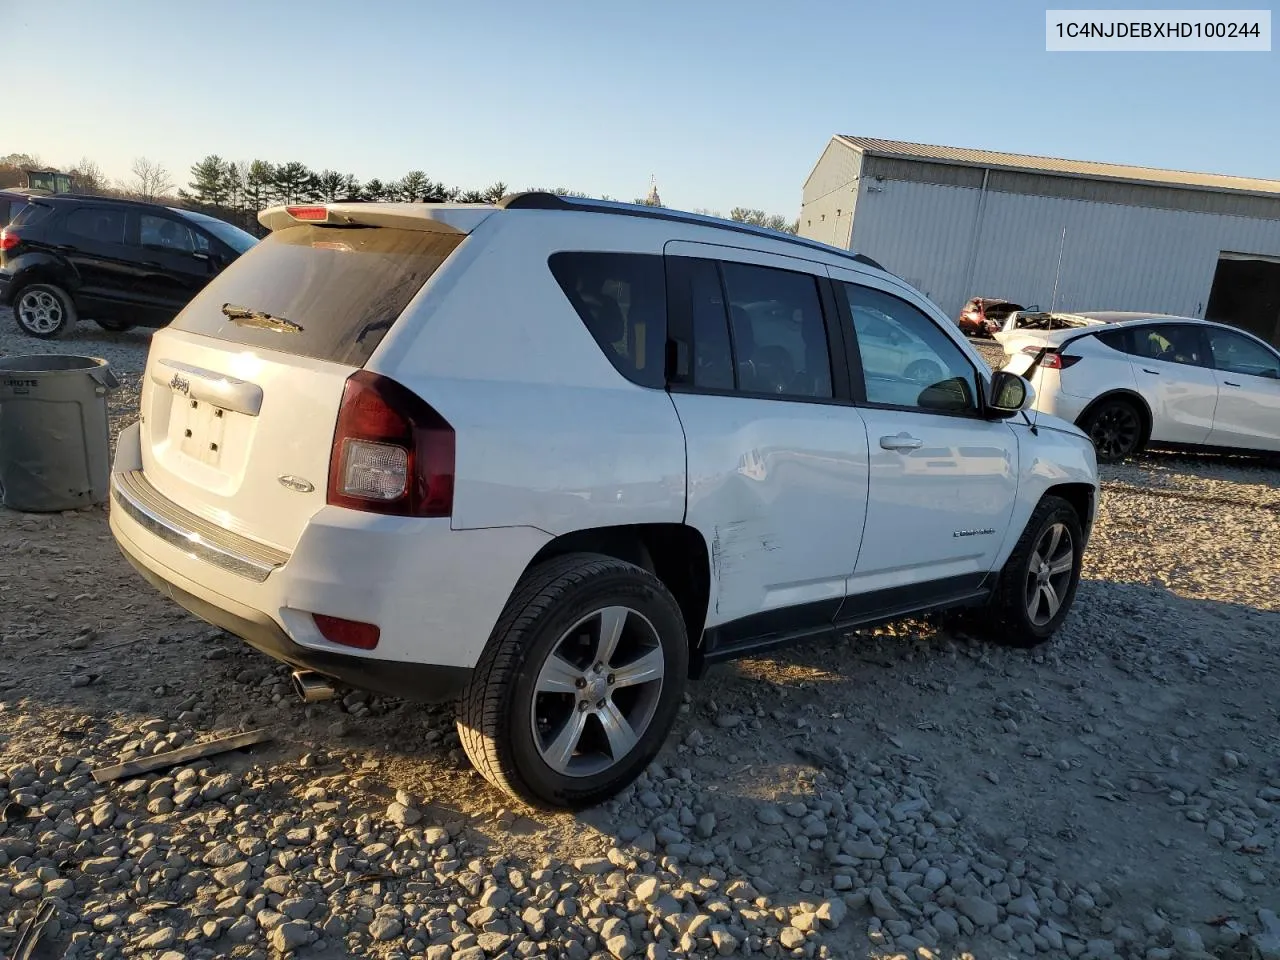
[7,0,1277,215]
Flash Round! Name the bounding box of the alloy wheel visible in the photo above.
[1025,522,1074,627]
[530,605,665,777]
[17,290,64,335]
[1088,404,1140,459]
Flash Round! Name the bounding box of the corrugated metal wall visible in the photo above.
[849,177,1280,318]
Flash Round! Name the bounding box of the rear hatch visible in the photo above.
[137,206,479,552]
[994,326,1094,375]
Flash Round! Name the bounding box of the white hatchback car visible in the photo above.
[999,312,1280,462]
[110,194,1099,808]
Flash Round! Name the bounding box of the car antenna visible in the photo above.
[1021,410,1039,436]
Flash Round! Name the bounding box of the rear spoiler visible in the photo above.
[258,202,495,235]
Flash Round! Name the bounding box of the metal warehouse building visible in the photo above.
[799,136,1280,347]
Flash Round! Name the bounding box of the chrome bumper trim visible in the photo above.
[110,470,288,583]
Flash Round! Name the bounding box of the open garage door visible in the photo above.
[1205,253,1280,348]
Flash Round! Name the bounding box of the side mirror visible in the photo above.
[987,371,1035,418]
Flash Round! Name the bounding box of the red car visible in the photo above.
[958,297,1026,337]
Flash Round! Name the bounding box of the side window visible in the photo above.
[1094,329,1131,353]
[1206,329,1280,379]
[1129,324,1207,366]
[140,214,198,254]
[719,261,833,399]
[688,259,734,390]
[844,284,979,413]
[64,207,127,245]
[548,252,667,389]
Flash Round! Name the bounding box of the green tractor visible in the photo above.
[23,169,76,194]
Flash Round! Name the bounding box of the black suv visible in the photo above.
[0,195,258,338]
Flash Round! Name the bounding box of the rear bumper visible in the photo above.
[116,542,473,701]
[108,422,550,702]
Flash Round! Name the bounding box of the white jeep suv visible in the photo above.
[109,194,1099,809]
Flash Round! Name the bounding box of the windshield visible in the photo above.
[176,210,259,253]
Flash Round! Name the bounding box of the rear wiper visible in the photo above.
[221,303,303,333]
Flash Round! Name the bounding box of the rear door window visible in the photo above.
[170,224,463,366]
[548,252,667,389]
[1129,324,1208,366]
[65,207,128,245]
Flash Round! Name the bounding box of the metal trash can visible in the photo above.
[0,355,119,512]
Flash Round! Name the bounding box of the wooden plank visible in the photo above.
[90,729,271,783]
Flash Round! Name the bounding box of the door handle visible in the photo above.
[1223,380,1241,387]
[880,433,923,451]
[1141,368,1160,375]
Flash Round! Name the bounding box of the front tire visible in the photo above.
[457,553,688,810]
[14,283,76,339]
[977,495,1084,648]
[1080,398,1144,462]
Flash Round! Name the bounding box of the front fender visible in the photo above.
[993,421,1100,570]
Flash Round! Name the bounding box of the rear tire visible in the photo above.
[14,283,76,339]
[457,553,688,810]
[971,495,1084,648]
[94,318,135,333]
[1080,397,1145,462]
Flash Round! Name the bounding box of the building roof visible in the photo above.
[836,136,1280,199]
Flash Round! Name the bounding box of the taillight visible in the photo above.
[1021,348,1082,370]
[313,614,380,650]
[327,371,455,517]
[0,229,18,252]
[1041,353,1081,369]
[286,205,329,222]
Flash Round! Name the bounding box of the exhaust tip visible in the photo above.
[291,670,337,703]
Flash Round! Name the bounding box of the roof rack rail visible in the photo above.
[495,192,887,273]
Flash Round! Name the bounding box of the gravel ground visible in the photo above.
[2,311,1279,960]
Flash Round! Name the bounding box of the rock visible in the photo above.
[12,878,43,900]
[779,926,806,949]
[215,862,253,888]
[271,921,312,951]
[139,928,176,949]
[846,840,886,859]
[711,927,739,955]
[1171,927,1204,955]
[606,933,636,958]
[956,895,1000,928]
[756,805,785,826]
[924,867,947,891]
[869,887,900,922]
[793,912,820,933]
[387,801,421,826]
[201,773,238,800]
[227,916,256,942]
[697,812,717,838]
[1214,878,1244,902]
[205,842,242,868]
[817,899,847,929]
[369,916,402,941]
[932,910,960,941]
[636,877,661,904]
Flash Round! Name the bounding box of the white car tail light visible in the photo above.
[339,440,408,501]
[327,371,455,517]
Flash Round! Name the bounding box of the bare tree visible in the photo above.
[130,156,174,200]
[71,157,108,194]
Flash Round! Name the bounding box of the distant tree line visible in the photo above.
[1,151,799,237]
